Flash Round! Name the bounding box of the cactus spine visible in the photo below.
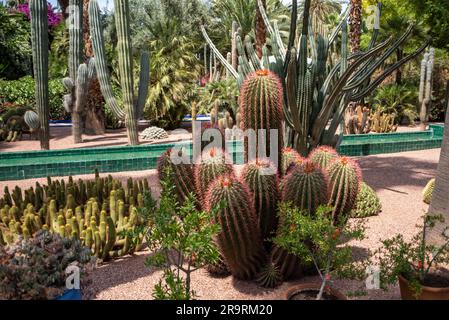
[327,157,362,223]
[29,0,50,150]
[241,160,279,242]
[240,70,284,170]
[419,48,435,131]
[204,176,266,280]
[89,0,150,145]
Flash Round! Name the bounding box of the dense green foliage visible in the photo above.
[0,76,66,120]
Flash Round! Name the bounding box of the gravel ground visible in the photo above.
[0,147,441,300]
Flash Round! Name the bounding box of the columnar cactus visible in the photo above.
[194,148,235,202]
[204,175,266,280]
[309,146,339,170]
[327,157,362,223]
[89,0,150,145]
[29,0,50,150]
[157,148,196,204]
[419,48,435,131]
[240,70,284,169]
[241,160,279,242]
[280,160,328,215]
[281,147,304,176]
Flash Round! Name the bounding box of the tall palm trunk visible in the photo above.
[82,0,105,135]
[428,80,449,243]
[255,0,267,59]
[349,0,362,53]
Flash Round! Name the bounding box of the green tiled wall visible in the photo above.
[0,125,444,181]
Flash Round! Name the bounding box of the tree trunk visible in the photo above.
[255,0,267,59]
[395,48,403,85]
[428,80,449,244]
[82,0,105,135]
[349,0,362,53]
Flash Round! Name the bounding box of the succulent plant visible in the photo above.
[140,126,169,140]
[256,261,283,288]
[240,70,284,169]
[280,160,328,215]
[281,147,304,176]
[270,245,303,280]
[423,178,435,205]
[327,156,362,223]
[241,160,279,242]
[204,175,266,280]
[157,148,196,204]
[351,182,382,218]
[195,148,235,202]
[309,146,338,170]
[24,110,40,132]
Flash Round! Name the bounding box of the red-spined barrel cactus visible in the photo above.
[240,70,284,170]
[309,146,338,170]
[195,148,235,202]
[241,160,279,242]
[204,176,266,280]
[270,245,303,280]
[281,147,305,176]
[280,161,328,215]
[157,148,195,203]
[327,156,362,223]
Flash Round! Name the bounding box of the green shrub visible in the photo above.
[0,76,66,120]
[350,182,382,218]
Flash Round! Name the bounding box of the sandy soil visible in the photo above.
[0,147,441,300]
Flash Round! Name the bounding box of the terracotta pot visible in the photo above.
[398,275,449,300]
[284,283,347,300]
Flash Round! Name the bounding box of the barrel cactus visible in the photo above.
[327,157,362,223]
[241,160,279,242]
[256,261,283,288]
[140,126,169,140]
[351,182,382,218]
[309,146,339,170]
[157,148,196,203]
[240,70,284,169]
[204,175,266,280]
[423,178,435,205]
[280,161,328,215]
[281,148,305,176]
[194,148,235,201]
[270,245,303,280]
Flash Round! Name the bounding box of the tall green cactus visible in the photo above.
[204,175,266,280]
[89,0,150,145]
[240,70,284,170]
[201,0,430,155]
[29,0,50,150]
[419,48,435,131]
[241,160,279,242]
[327,156,362,224]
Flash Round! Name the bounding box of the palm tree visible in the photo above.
[428,80,449,243]
[349,0,362,53]
[299,0,343,25]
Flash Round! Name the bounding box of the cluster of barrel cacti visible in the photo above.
[156,144,363,287]
[0,173,149,260]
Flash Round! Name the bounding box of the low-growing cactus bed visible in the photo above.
[0,171,150,260]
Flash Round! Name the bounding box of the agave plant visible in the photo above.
[201,0,429,155]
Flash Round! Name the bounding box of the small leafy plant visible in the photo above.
[375,214,449,297]
[138,169,221,300]
[0,230,92,300]
[273,203,368,300]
